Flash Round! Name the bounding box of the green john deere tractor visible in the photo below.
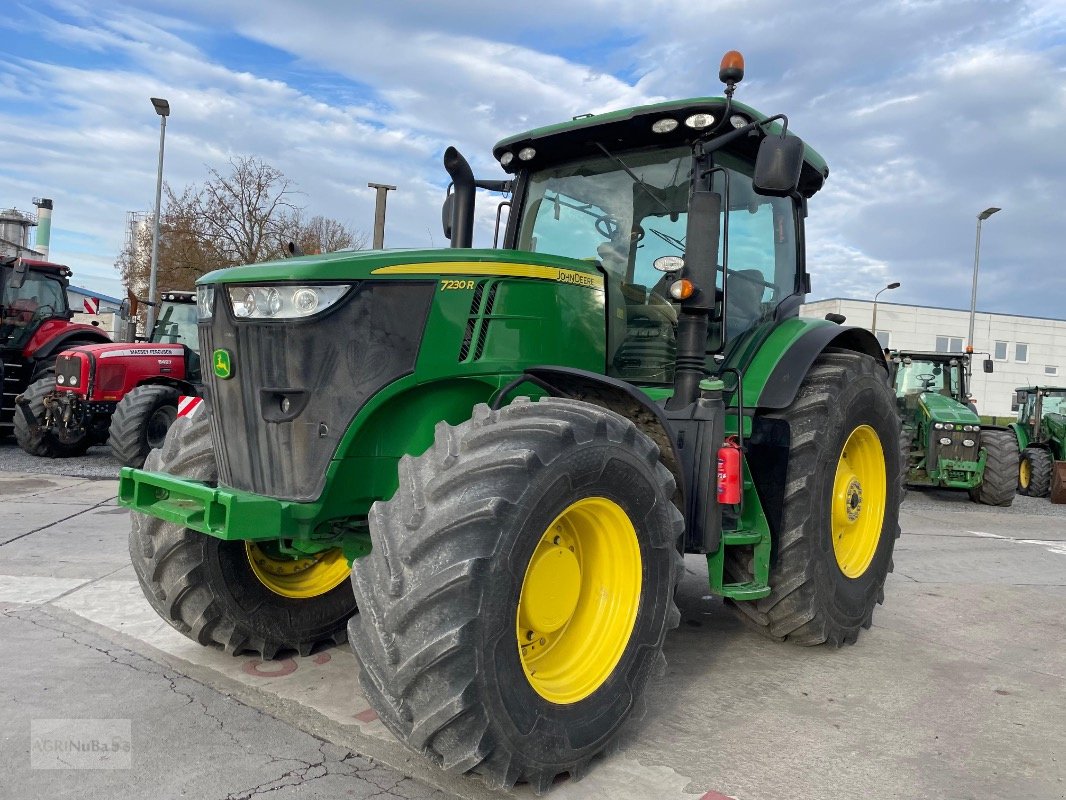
[889,350,1017,505]
[1011,385,1066,497]
[119,53,903,790]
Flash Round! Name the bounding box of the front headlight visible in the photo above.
[962,439,975,447]
[197,284,215,319]
[227,285,350,319]
[57,375,66,385]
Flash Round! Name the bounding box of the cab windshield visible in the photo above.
[516,146,798,384]
[151,302,199,351]
[0,266,69,348]
[894,359,963,400]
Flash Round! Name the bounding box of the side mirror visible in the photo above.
[441,194,454,241]
[10,257,28,289]
[118,299,130,319]
[1011,400,1019,412]
[753,134,804,196]
[983,359,994,374]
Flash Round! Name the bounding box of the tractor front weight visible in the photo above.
[117,467,371,563]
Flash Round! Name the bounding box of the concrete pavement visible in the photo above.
[1,462,1064,799]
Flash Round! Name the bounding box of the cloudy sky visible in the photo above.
[1,0,1063,317]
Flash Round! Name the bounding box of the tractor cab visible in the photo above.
[889,351,970,414]
[1012,386,1066,497]
[150,291,201,380]
[493,97,826,389]
[0,258,73,352]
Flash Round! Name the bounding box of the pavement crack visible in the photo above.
[218,740,333,800]
[0,495,117,546]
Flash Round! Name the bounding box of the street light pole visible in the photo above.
[367,182,397,249]
[967,207,1000,354]
[145,97,170,336]
[871,281,901,335]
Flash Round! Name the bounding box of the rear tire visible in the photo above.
[1018,446,1052,497]
[128,410,356,658]
[13,373,91,457]
[725,351,902,646]
[348,398,683,791]
[109,385,181,468]
[968,431,1018,506]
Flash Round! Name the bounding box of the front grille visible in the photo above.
[202,281,435,501]
[55,354,83,392]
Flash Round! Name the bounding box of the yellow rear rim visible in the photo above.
[516,497,642,704]
[831,425,887,579]
[245,542,350,599]
[1019,457,1031,489]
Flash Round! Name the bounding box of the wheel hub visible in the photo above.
[519,544,582,633]
[846,479,863,521]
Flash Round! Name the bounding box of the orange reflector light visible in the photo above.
[965,345,974,353]
[669,279,695,301]
[719,50,745,84]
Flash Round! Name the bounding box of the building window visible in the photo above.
[935,336,963,353]
[1016,343,1029,363]
[1046,365,1058,377]
[875,330,890,349]
[994,340,1008,361]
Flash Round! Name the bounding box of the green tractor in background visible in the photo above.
[119,53,903,790]
[1011,385,1066,497]
[889,350,1017,506]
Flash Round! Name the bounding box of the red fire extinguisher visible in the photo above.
[717,438,742,505]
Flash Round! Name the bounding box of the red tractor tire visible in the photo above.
[13,373,92,458]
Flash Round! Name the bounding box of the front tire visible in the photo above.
[1018,446,1053,497]
[128,410,356,658]
[725,351,903,646]
[968,431,1018,506]
[13,373,91,457]
[109,385,181,468]
[348,398,683,791]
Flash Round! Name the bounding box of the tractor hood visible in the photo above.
[919,392,980,425]
[63,342,186,360]
[196,248,604,287]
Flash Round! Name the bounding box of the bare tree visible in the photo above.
[117,156,365,297]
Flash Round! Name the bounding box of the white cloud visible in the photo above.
[0,0,1062,321]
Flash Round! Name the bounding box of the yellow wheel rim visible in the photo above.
[1019,457,1031,489]
[516,497,642,704]
[831,425,887,579]
[245,542,350,599]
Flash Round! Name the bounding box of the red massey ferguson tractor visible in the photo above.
[15,290,202,464]
[2,257,110,442]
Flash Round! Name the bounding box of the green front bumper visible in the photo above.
[118,468,323,541]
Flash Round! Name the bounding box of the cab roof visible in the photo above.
[1015,386,1066,393]
[492,97,830,198]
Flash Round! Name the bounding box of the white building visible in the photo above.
[800,298,1066,417]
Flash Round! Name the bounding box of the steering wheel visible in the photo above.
[648,228,686,252]
[595,215,621,239]
[915,373,936,389]
[31,304,57,322]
